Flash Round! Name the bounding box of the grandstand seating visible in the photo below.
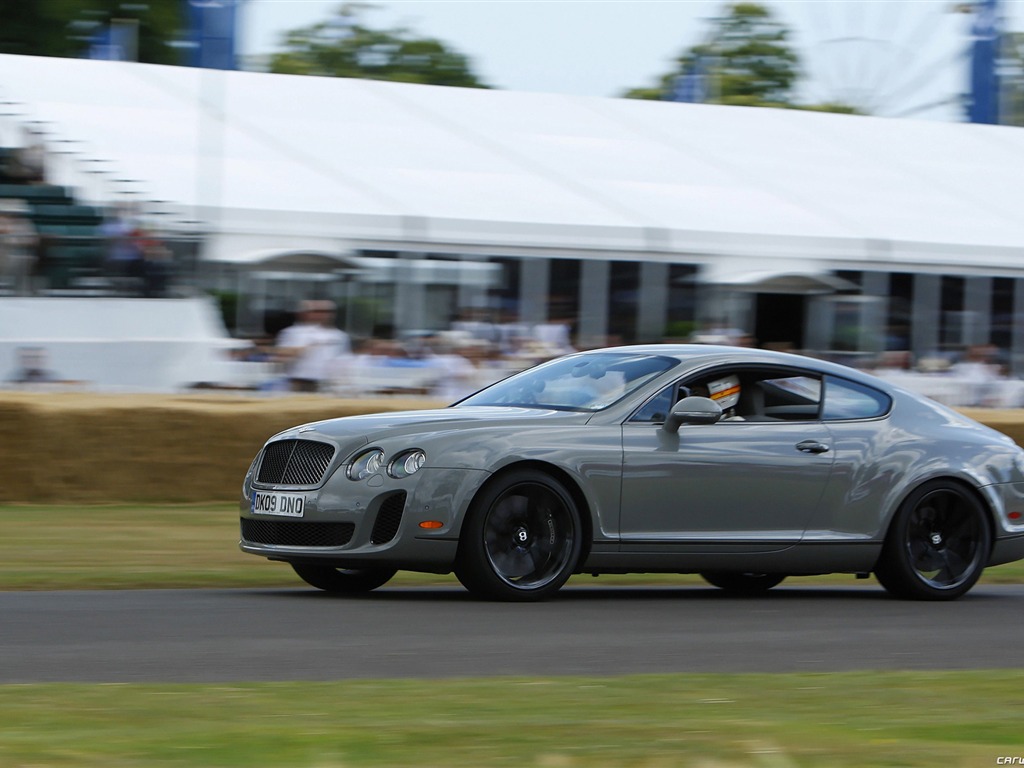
[0,152,106,293]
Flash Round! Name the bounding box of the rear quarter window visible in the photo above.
[822,376,891,420]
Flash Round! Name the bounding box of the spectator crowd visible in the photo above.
[239,301,576,402]
[230,301,1024,409]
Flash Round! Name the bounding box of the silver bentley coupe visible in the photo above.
[240,345,1024,601]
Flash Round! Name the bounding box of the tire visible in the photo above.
[456,469,583,601]
[874,480,992,601]
[701,572,786,595]
[290,564,397,594]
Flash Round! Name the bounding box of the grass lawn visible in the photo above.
[1,671,1023,767]
[2,505,1024,766]
[2,503,1024,591]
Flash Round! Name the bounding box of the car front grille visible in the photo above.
[241,518,355,547]
[371,491,406,545]
[256,439,335,486]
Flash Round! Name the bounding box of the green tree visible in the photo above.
[0,0,183,65]
[625,2,853,113]
[1002,32,1024,127]
[270,3,489,88]
[0,1,79,59]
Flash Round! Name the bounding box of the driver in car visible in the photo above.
[693,374,743,420]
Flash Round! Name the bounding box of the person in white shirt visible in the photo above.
[532,321,575,355]
[423,334,480,402]
[275,300,351,393]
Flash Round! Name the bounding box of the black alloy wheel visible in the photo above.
[456,469,582,601]
[875,480,991,600]
[291,564,397,593]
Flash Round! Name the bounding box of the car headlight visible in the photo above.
[388,449,426,479]
[347,448,385,481]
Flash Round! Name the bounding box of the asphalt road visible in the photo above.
[3,584,1023,683]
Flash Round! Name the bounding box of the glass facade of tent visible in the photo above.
[210,248,1024,377]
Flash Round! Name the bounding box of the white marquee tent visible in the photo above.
[3,53,1024,390]
[2,52,1023,276]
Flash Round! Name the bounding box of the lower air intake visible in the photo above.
[241,518,354,548]
[370,492,406,544]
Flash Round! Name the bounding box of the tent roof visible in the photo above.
[3,53,1024,272]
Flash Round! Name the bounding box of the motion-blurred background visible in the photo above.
[2,0,1024,408]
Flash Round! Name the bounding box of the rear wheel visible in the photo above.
[700,572,786,595]
[456,469,582,601]
[290,564,397,594]
[874,480,991,600]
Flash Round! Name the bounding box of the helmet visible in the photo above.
[707,374,740,409]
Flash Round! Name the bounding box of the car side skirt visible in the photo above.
[582,542,881,574]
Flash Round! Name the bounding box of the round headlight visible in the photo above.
[388,449,426,479]
[347,448,385,481]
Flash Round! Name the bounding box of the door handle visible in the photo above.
[796,440,830,454]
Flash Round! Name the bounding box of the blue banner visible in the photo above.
[185,0,239,70]
[87,22,137,61]
[968,0,1001,123]
[667,56,709,103]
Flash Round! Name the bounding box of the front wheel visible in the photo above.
[291,564,397,594]
[874,481,991,601]
[701,572,786,595]
[456,469,582,601]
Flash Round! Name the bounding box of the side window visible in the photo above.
[822,376,891,420]
[757,375,822,420]
[630,370,825,423]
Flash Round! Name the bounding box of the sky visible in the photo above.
[237,0,1024,121]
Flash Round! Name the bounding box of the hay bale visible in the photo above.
[0,392,444,503]
[960,407,1024,449]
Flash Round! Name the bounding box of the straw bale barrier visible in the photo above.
[0,392,444,504]
[0,394,1021,504]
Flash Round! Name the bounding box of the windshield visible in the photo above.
[458,352,678,412]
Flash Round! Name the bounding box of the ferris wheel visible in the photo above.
[779,0,978,120]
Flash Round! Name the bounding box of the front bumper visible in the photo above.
[239,466,487,571]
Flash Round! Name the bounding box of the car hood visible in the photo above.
[273,406,590,447]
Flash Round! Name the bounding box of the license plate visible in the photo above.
[251,491,305,517]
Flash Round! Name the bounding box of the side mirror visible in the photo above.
[663,396,723,433]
